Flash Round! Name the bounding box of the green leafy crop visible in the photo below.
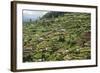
[23,11,91,62]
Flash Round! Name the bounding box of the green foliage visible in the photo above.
[23,11,91,62]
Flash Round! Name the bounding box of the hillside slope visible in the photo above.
[23,11,91,62]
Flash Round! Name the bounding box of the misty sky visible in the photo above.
[23,10,48,22]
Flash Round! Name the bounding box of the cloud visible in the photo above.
[23,10,48,22]
[23,10,47,17]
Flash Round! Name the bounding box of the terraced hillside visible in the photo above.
[23,11,91,62]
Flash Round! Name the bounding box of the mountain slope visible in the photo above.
[23,11,91,62]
